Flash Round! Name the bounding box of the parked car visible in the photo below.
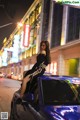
[7,72,14,79]
[0,72,4,78]
[10,74,80,120]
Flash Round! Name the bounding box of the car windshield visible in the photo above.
[41,80,80,105]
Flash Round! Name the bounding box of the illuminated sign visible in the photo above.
[4,47,13,52]
[50,62,57,75]
[23,24,30,47]
[53,0,80,7]
[11,35,20,63]
[20,31,24,49]
[2,50,8,66]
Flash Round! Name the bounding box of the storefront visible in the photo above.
[68,58,79,76]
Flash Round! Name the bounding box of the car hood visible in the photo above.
[43,105,80,120]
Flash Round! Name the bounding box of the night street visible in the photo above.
[0,0,80,120]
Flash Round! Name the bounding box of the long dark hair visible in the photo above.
[40,40,51,64]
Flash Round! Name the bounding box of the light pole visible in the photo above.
[0,23,13,29]
[0,22,23,29]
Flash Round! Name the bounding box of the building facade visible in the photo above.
[40,0,80,77]
[0,0,80,79]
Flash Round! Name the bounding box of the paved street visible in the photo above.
[0,78,21,119]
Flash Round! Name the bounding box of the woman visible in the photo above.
[20,40,51,97]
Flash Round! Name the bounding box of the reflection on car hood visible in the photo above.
[44,105,80,120]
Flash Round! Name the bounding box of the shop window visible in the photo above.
[35,4,40,19]
[30,47,33,56]
[39,4,41,14]
[32,12,35,23]
[29,12,35,25]
[24,51,27,59]
[26,49,31,57]
[51,3,63,48]
[30,29,34,44]
[30,26,37,45]
[46,62,57,75]
[67,7,80,42]
[33,27,37,43]
[29,15,33,25]
[33,46,36,55]
[50,62,57,75]
[21,52,25,59]
[69,59,79,77]
[25,19,29,24]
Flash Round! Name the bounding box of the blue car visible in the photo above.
[10,74,80,120]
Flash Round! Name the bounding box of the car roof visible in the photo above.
[39,74,80,85]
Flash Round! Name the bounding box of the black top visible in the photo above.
[32,53,48,71]
[24,53,48,78]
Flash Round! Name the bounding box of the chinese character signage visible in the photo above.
[23,24,30,47]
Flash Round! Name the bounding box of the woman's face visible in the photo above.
[41,42,46,51]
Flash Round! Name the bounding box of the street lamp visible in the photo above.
[0,22,23,29]
[0,23,13,29]
[17,22,23,28]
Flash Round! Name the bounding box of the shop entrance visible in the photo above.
[68,58,79,77]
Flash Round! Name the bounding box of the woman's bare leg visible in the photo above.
[20,75,30,97]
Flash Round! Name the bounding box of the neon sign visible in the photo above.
[23,24,30,47]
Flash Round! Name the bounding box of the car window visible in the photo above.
[41,80,80,105]
[73,84,80,100]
